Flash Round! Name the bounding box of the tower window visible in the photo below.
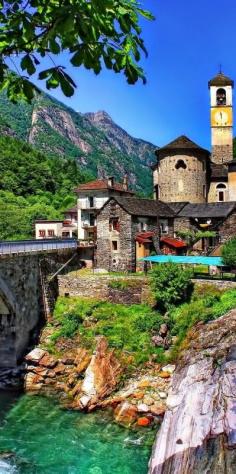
[155,185,159,200]
[112,241,118,251]
[175,160,187,170]
[216,183,226,202]
[216,88,226,106]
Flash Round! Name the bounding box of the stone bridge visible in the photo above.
[0,239,78,368]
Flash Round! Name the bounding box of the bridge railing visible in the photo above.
[0,239,77,256]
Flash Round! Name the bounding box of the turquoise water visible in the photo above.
[0,393,155,474]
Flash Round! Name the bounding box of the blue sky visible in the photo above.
[33,0,236,148]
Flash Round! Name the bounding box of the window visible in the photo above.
[89,196,94,208]
[155,185,159,200]
[216,88,226,106]
[139,222,147,232]
[112,241,118,251]
[160,219,169,234]
[216,183,226,202]
[175,160,187,170]
[39,230,46,237]
[89,214,95,226]
[48,229,55,237]
[109,218,120,232]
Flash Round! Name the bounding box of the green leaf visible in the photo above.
[70,50,84,67]
[49,38,60,55]
[21,55,36,75]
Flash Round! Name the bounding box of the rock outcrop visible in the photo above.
[75,336,121,409]
[149,310,236,474]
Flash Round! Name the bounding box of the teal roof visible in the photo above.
[143,255,223,266]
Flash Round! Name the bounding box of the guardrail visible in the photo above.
[0,239,77,256]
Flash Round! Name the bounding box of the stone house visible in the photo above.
[96,197,174,271]
[172,201,236,250]
[75,177,134,242]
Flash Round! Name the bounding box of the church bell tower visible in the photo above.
[209,71,234,164]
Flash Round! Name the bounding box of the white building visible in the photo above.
[75,177,134,242]
[35,177,133,241]
[35,207,78,239]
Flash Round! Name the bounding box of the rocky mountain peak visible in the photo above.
[85,110,113,124]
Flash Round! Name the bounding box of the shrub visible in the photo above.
[169,288,236,358]
[222,238,236,266]
[150,263,193,312]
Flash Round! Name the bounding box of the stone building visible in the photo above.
[96,197,174,271]
[153,135,210,203]
[75,177,134,242]
[172,201,236,248]
[153,72,236,205]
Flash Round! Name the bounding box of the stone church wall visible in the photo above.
[157,152,207,203]
[208,182,229,203]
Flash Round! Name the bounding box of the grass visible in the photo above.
[49,297,165,366]
[65,268,145,278]
[168,284,236,358]
[47,284,236,370]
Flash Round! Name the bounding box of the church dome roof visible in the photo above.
[157,135,209,155]
[208,72,234,87]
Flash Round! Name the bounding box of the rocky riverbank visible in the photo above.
[149,309,236,473]
[24,333,173,427]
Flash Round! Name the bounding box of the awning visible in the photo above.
[160,237,187,248]
[136,232,154,244]
[142,255,223,266]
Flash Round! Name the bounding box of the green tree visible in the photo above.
[0,0,154,102]
[150,263,193,312]
[222,238,236,267]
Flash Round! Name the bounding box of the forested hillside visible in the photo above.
[0,136,92,240]
[0,91,156,195]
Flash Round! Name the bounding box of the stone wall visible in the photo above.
[58,275,151,305]
[0,255,42,367]
[208,181,229,203]
[211,143,233,164]
[0,250,77,368]
[173,217,192,235]
[218,212,236,242]
[156,151,207,203]
[194,280,236,289]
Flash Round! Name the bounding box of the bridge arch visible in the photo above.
[0,279,17,367]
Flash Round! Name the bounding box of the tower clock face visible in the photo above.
[211,107,233,127]
[214,110,228,126]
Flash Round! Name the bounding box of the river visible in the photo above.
[0,392,155,473]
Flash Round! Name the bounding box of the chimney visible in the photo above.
[123,175,128,191]
[107,177,114,188]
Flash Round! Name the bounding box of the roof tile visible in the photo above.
[75,179,134,194]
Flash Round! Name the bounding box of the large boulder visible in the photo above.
[149,310,236,473]
[77,336,121,409]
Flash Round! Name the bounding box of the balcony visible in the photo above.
[78,240,95,248]
[82,224,96,231]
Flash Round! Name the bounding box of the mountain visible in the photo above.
[0,91,157,194]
